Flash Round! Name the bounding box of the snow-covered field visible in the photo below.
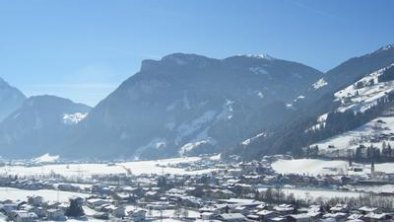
[0,157,217,178]
[272,158,394,176]
[353,184,394,193]
[0,187,89,202]
[258,187,363,200]
[272,159,349,176]
[311,116,394,152]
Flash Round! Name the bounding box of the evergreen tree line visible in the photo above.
[378,65,394,83]
[308,94,394,145]
[353,142,394,162]
[254,187,394,211]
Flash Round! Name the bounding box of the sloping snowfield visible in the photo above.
[0,157,216,178]
[312,116,394,152]
[334,64,394,113]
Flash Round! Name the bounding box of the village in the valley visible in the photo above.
[0,154,394,222]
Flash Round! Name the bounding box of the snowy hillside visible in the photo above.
[305,65,394,157]
[63,53,322,160]
[0,95,91,158]
[334,64,394,113]
[238,45,394,160]
[311,116,394,156]
[307,64,394,134]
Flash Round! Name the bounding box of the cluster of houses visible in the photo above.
[1,194,394,222]
[0,195,67,222]
[0,156,393,221]
[197,199,394,222]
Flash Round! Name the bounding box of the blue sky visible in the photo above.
[0,0,393,106]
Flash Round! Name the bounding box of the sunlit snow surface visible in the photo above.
[63,112,88,125]
[241,132,266,146]
[258,187,362,200]
[334,64,394,113]
[311,116,394,152]
[272,159,349,176]
[33,153,59,163]
[312,78,328,90]
[272,158,394,176]
[0,157,217,178]
[0,187,89,202]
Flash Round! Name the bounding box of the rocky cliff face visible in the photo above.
[63,53,322,159]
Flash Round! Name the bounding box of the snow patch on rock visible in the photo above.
[217,100,234,120]
[63,112,88,125]
[33,153,59,164]
[241,132,267,146]
[312,78,328,90]
[179,140,209,156]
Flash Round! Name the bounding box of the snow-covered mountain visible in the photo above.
[238,44,394,159]
[2,45,394,160]
[304,44,394,106]
[308,63,394,157]
[0,95,91,158]
[60,53,323,159]
[0,77,26,121]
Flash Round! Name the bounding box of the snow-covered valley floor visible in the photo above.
[258,187,363,200]
[0,187,89,202]
[0,156,217,179]
[272,158,394,176]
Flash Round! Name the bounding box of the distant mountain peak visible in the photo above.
[23,94,91,110]
[379,43,394,51]
[161,53,217,67]
[140,53,217,72]
[238,54,275,61]
[373,43,394,54]
[162,53,212,61]
[141,53,278,73]
[0,77,10,87]
[0,77,26,121]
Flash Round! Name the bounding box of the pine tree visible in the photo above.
[65,198,84,217]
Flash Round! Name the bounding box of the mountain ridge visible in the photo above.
[237,44,394,159]
[60,52,323,159]
[0,77,26,122]
[1,45,394,160]
[0,95,91,158]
